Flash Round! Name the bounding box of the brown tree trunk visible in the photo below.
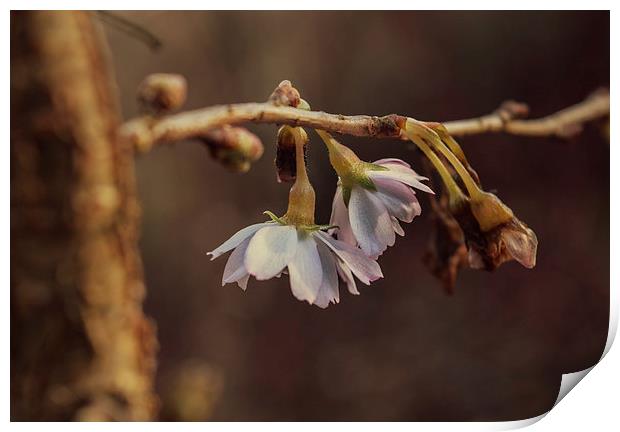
[11,11,157,420]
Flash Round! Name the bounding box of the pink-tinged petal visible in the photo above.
[245,225,297,280]
[373,158,411,168]
[237,274,250,291]
[335,258,359,295]
[329,185,356,246]
[369,170,434,195]
[349,187,395,257]
[287,232,323,304]
[315,231,383,285]
[373,176,421,223]
[391,217,405,236]
[208,222,273,260]
[313,239,339,308]
[222,237,251,286]
[374,159,426,180]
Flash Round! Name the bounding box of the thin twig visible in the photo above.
[443,89,610,138]
[121,86,609,152]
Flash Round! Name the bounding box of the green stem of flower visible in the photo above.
[285,128,316,226]
[430,136,483,200]
[403,127,467,204]
[408,120,483,200]
[428,123,470,168]
[295,128,308,183]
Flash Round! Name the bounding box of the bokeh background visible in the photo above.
[103,11,609,421]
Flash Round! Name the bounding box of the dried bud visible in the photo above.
[467,218,538,270]
[268,80,301,107]
[275,125,307,183]
[202,126,263,173]
[137,73,187,114]
[423,194,469,295]
[469,191,514,232]
[450,195,538,271]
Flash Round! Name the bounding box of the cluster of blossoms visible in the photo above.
[209,118,433,308]
[209,93,538,308]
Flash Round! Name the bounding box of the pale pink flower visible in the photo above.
[330,158,433,258]
[207,221,383,308]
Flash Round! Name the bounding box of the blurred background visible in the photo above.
[103,11,609,421]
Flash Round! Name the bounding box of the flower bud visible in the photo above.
[450,196,537,271]
[137,73,187,114]
[202,126,263,173]
[467,218,538,270]
[268,80,301,107]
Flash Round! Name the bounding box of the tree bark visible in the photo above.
[11,11,157,420]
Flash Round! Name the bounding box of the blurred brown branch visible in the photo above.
[442,89,610,138]
[121,80,609,157]
[11,11,157,421]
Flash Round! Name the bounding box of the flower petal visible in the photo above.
[391,217,405,236]
[369,169,434,195]
[245,225,298,280]
[374,159,428,180]
[335,258,359,295]
[287,231,323,304]
[329,185,356,246]
[222,237,251,286]
[315,231,383,285]
[373,176,421,223]
[313,239,339,308]
[373,158,411,168]
[208,222,273,260]
[237,274,250,290]
[349,186,395,257]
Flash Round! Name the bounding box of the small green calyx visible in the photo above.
[316,130,362,178]
[263,211,287,225]
[317,130,384,197]
[298,223,339,232]
[364,162,390,172]
[263,211,338,233]
[338,162,380,201]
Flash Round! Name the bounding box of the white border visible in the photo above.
[4,3,616,429]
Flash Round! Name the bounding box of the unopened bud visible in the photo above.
[202,126,263,173]
[138,73,187,114]
[450,196,537,271]
[268,80,301,107]
[467,218,538,270]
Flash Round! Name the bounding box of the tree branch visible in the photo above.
[442,89,609,138]
[121,82,609,155]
